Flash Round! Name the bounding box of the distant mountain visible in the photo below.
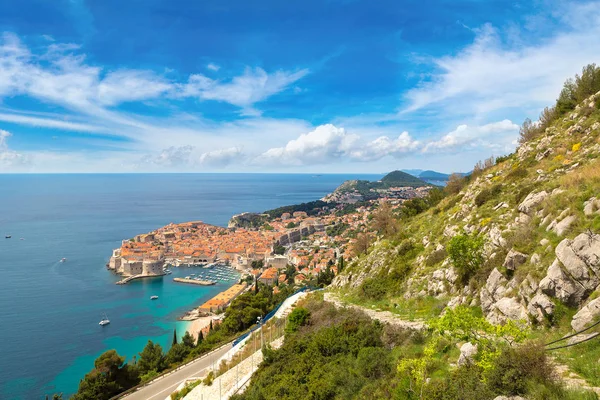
[418,170,451,181]
[380,170,429,187]
[400,169,424,177]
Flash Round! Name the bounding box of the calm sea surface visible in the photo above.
[0,173,382,399]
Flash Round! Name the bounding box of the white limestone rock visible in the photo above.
[458,342,478,366]
[503,249,528,271]
[518,191,548,215]
[527,293,555,323]
[571,297,600,331]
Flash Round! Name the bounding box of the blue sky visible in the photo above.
[0,0,599,173]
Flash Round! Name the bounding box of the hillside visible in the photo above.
[233,65,600,400]
[380,170,430,186]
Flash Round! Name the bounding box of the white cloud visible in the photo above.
[423,120,519,153]
[180,67,309,112]
[0,112,107,133]
[199,146,243,166]
[349,132,419,161]
[404,3,600,117]
[0,33,309,117]
[97,70,172,106]
[256,124,420,165]
[0,129,30,169]
[256,124,358,165]
[207,63,220,72]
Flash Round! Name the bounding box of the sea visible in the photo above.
[0,173,382,399]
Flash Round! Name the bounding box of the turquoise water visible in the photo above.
[0,173,382,399]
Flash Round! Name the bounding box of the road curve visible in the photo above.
[122,343,232,400]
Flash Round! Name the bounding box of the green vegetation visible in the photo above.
[520,63,600,144]
[264,200,330,218]
[381,170,430,187]
[233,297,590,400]
[447,234,485,285]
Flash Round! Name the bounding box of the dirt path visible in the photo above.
[323,292,426,330]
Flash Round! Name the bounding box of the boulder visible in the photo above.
[584,197,600,216]
[571,297,600,331]
[503,249,528,271]
[566,333,599,345]
[458,342,478,366]
[518,191,548,215]
[539,259,587,306]
[481,268,508,312]
[527,293,555,323]
[489,226,507,248]
[530,253,541,265]
[555,234,600,292]
[547,214,577,237]
[487,297,529,324]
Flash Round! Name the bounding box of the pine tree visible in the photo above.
[209,320,213,332]
[254,279,259,294]
[172,329,178,346]
[196,330,203,346]
[338,256,344,273]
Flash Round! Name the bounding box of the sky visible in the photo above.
[0,0,599,173]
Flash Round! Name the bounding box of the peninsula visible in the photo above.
[106,170,434,283]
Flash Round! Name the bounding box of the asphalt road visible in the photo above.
[122,343,232,400]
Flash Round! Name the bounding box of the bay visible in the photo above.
[0,173,381,399]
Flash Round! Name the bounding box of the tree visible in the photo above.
[209,320,213,332]
[286,221,296,229]
[286,307,310,333]
[445,173,466,195]
[352,233,371,256]
[518,118,540,144]
[172,329,178,346]
[338,256,345,273]
[273,242,285,255]
[371,201,398,238]
[165,343,190,366]
[72,350,139,400]
[447,234,485,284]
[137,340,165,376]
[181,331,195,348]
[196,330,203,347]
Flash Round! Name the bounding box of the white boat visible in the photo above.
[99,313,110,326]
[150,295,159,300]
[60,258,67,263]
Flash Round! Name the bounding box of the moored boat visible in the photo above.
[99,313,110,326]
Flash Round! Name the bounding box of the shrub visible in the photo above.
[474,184,502,207]
[426,248,447,266]
[495,153,513,164]
[447,234,485,284]
[360,277,389,301]
[286,307,310,333]
[486,343,555,396]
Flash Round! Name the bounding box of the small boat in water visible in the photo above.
[99,313,110,326]
[5,235,11,239]
[150,295,159,300]
[60,258,67,263]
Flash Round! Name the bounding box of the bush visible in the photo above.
[360,277,389,301]
[447,234,485,284]
[286,307,310,333]
[486,343,555,396]
[474,184,502,207]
